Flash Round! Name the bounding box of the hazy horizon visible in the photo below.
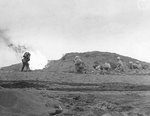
[1,0,150,67]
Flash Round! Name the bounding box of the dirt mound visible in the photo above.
[0,89,59,116]
[45,51,150,73]
[0,63,22,72]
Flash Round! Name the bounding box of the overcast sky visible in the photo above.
[0,0,150,67]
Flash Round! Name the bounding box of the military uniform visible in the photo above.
[116,57,124,72]
[74,56,84,73]
[21,52,31,72]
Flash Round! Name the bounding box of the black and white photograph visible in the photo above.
[1,0,150,115]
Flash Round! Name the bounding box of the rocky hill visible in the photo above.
[45,51,150,73]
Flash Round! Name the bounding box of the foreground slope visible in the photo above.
[0,88,60,116]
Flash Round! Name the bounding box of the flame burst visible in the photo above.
[28,51,48,70]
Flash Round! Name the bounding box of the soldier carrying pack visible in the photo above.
[21,52,31,72]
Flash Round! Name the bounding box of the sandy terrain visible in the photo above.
[1,70,150,85]
[0,87,150,116]
[0,70,150,116]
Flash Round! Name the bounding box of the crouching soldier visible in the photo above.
[21,52,31,72]
[74,56,85,73]
[115,57,124,72]
[129,61,142,73]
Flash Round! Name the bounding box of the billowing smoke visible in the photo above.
[0,29,28,56]
[0,29,48,70]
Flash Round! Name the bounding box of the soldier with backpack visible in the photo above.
[115,57,124,72]
[21,52,31,72]
[74,56,85,73]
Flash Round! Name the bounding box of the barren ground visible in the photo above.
[0,70,150,116]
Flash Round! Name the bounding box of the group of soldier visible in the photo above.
[73,55,143,74]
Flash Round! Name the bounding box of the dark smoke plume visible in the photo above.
[0,29,28,56]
